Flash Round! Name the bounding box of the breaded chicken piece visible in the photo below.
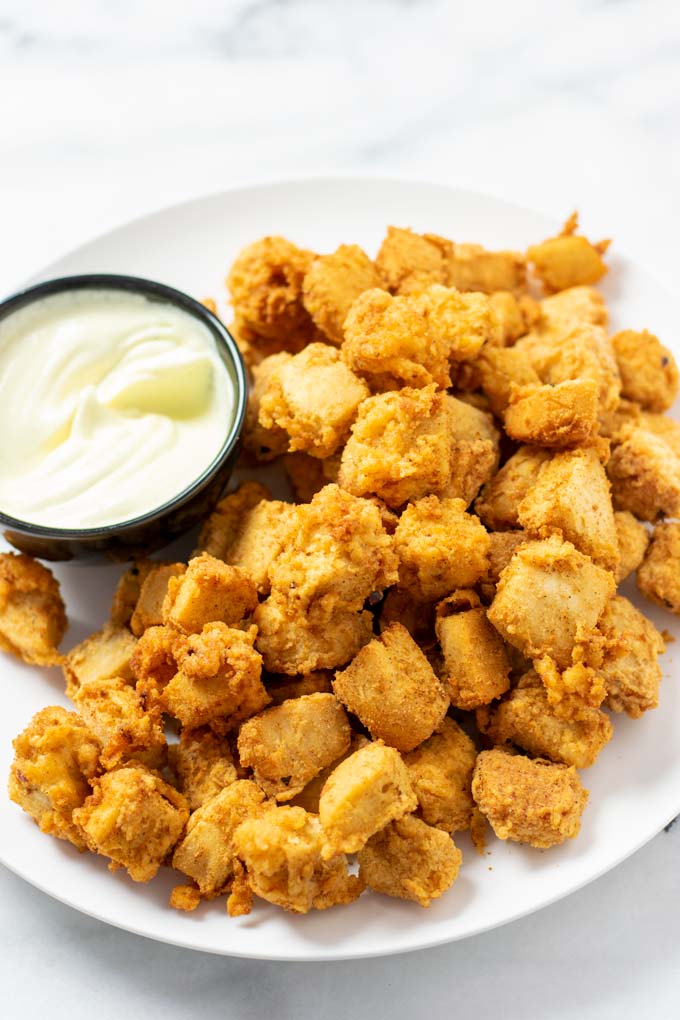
[332,623,449,752]
[110,560,155,628]
[611,329,679,412]
[394,496,490,601]
[259,343,369,458]
[412,284,501,362]
[302,244,382,344]
[342,288,451,389]
[435,590,511,709]
[402,717,477,833]
[130,563,187,636]
[161,553,258,634]
[233,805,364,914]
[535,285,608,340]
[64,622,137,700]
[472,748,588,848]
[237,693,351,801]
[214,498,297,596]
[487,536,615,668]
[477,671,612,768]
[130,625,186,710]
[527,213,609,293]
[479,531,529,600]
[598,596,665,717]
[614,511,650,583]
[74,677,167,771]
[517,447,619,572]
[8,706,100,850]
[442,395,500,504]
[475,446,551,531]
[504,379,599,448]
[243,353,291,461]
[283,452,327,502]
[74,763,189,882]
[477,346,541,417]
[319,741,417,857]
[533,653,607,720]
[172,780,267,899]
[489,291,540,345]
[290,733,369,814]
[375,226,452,295]
[446,243,526,294]
[168,727,238,810]
[0,553,66,666]
[638,411,680,459]
[195,481,272,561]
[162,623,269,733]
[607,425,680,521]
[265,670,333,706]
[637,521,680,615]
[358,814,462,907]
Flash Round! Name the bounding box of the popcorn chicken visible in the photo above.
[333,623,449,752]
[319,741,417,856]
[637,522,680,615]
[172,780,267,898]
[162,622,269,732]
[237,693,351,801]
[611,329,679,412]
[375,226,451,295]
[74,763,189,881]
[130,625,186,708]
[480,531,529,597]
[435,590,511,709]
[110,560,155,628]
[446,243,527,294]
[527,214,609,293]
[259,342,369,458]
[168,727,238,810]
[130,563,187,637]
[607,425,680,521]
[504,379,599,448]
[162,553,258,634]
[536,285,608,338]
[402,717,477,833]
[243,353,291,461]
[639,411,680,459]
[598,596,665,717]
[302,244,382,344]
[477,671,612,768]
[74,677,166,771]
[233,805,363,913]
[489,291,540,345]
[472,748,588,848]
[64,622,137,700]
[487,536,615,668]
[532,651,607,720]
[475,446,551,531]
[290,734,370,814]
[265,670,333,706]
[477,346,541,417]
[8,706,100,850]
[358,814,462,907]
[394,495,490,601]
[614,511,650,583]
[412,284,501,362]
[217,498,297,595]
[0,553,66,666]
[441,395,500,504]
[195,481,271,561]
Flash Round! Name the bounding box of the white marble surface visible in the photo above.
[1,0,680,1016]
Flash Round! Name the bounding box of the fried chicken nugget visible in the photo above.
[74,677,167,771]
[534,285,608,340]
[527,213,609,293]
[446,243,527,294]
[614,511,650,583]
[162,553,258,634]
[375,226,452,295]
[488,291,540,345]
[0,553,66,666]
[243,353,291,462]
[168,727,238,810]
[413,284,501,361]
[8,706,100,850]
[195,481,271,560]
[472,748,588,848]
[598,595,665,717]
[209,496,296,596]
[302,244,382,343]
[130,625,186,711]
[435,590,511,709]
[402,717,477,833]
[475,446,551,531]
[607,425,680,521]
[130,562,187,636]
[477,346,541,418]
[638,411,680,459]
[64,622,138,700]
[611,329,679,412]
[637,521,680,615]
[289,733,369,814]
[265,670,333,706]
[110,560,155,628]
[504,379,599,448]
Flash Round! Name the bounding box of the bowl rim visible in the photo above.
[0,273,248,539]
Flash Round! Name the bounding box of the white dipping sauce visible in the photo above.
[0,288,235,528]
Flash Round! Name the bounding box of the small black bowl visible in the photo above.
[0,274,248,562]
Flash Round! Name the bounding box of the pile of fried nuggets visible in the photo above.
[5,213,680,919]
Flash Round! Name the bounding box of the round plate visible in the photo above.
[1,178,678,960]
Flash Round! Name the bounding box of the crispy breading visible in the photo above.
[217,498,297,595]
[597,596,665,717]
[446,243,526,294]
[638,411,680,459]
[375,226,452,295]
[412,284,501,362]
[110,561,155,628]
[607,425,680,521]
[477,346,541,417]
[475,446,551,531]
[195,481,272,561]
[435,590,511,709]
[472,748,588,848]
[402,717,477,833]
[130,625,186,708]
[504,379,599,448]
[532,652,607,721]
[480,531,529,599]
[265,670,333,706]
[290,734,370,814]
[614,511,650,583]
[243,353,291,462]
[441,395,500,504]
[527,214,609,293]
[0,553,66,666]
[358,814,462,907]
[74,677,166,771]
[489,290,540,345]
[162,553,258,634]
[168,727,238,810]
[8,706,100,850]
[302,244,382,344]
[637,521,680,615]
[611,329,679,412]
[130,563,187,637]
[535,285,608,339]
[64,622,137,700]
[332,623,449,752]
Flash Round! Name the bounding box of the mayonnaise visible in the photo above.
[0,288,235,528]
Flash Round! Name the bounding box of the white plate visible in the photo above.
[1,178,678,961]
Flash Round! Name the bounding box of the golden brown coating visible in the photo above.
[475,446,551,531]
[487,536,615,668]
[318,740,417,857]
[333,623,449,752]
[74,677,166,771]
[233,805,364,914]
[535,285,608,339]
[394,496,490,601]
[168,727,237,810]
[161,553,258,634]
[259,342,369,458]
[302,244,382,344]
[289,734,370,814]
[162,622,269,732]
[477,671,612,768]
[477,346,541,418]
[172,780,267,898]
[611,329,679,412]
[472,748,588,848]
[243,353,291,462]
[441,395,500,504]
[481,531,529,595]
[64,622,137,700]
[637,522,680,615]
[130,563,187,637]
[504,379,599,448]
[402,717,477,833]
[110,561,154,628]
[74,762,189,882]
[265,670,333,707]
[614,511,650,583]
[527,214,609,293]
[8,706,100,850]
[195,481,272,561]
[598,595,665,717]
[446,243,526,294]
[489,290,540,345]
[218,498,297,596]
[638,411,680,459]
[532,652,606,721]
[0,553,66,666]
[130,625,186,708]
[358,814,462,907]
[412,284,501,362]
[607,425,680,521]
[237,693,351,801]
[435,590,511,709]
[375,226,451,295]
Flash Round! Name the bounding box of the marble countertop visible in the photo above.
[1,0,679,1016]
